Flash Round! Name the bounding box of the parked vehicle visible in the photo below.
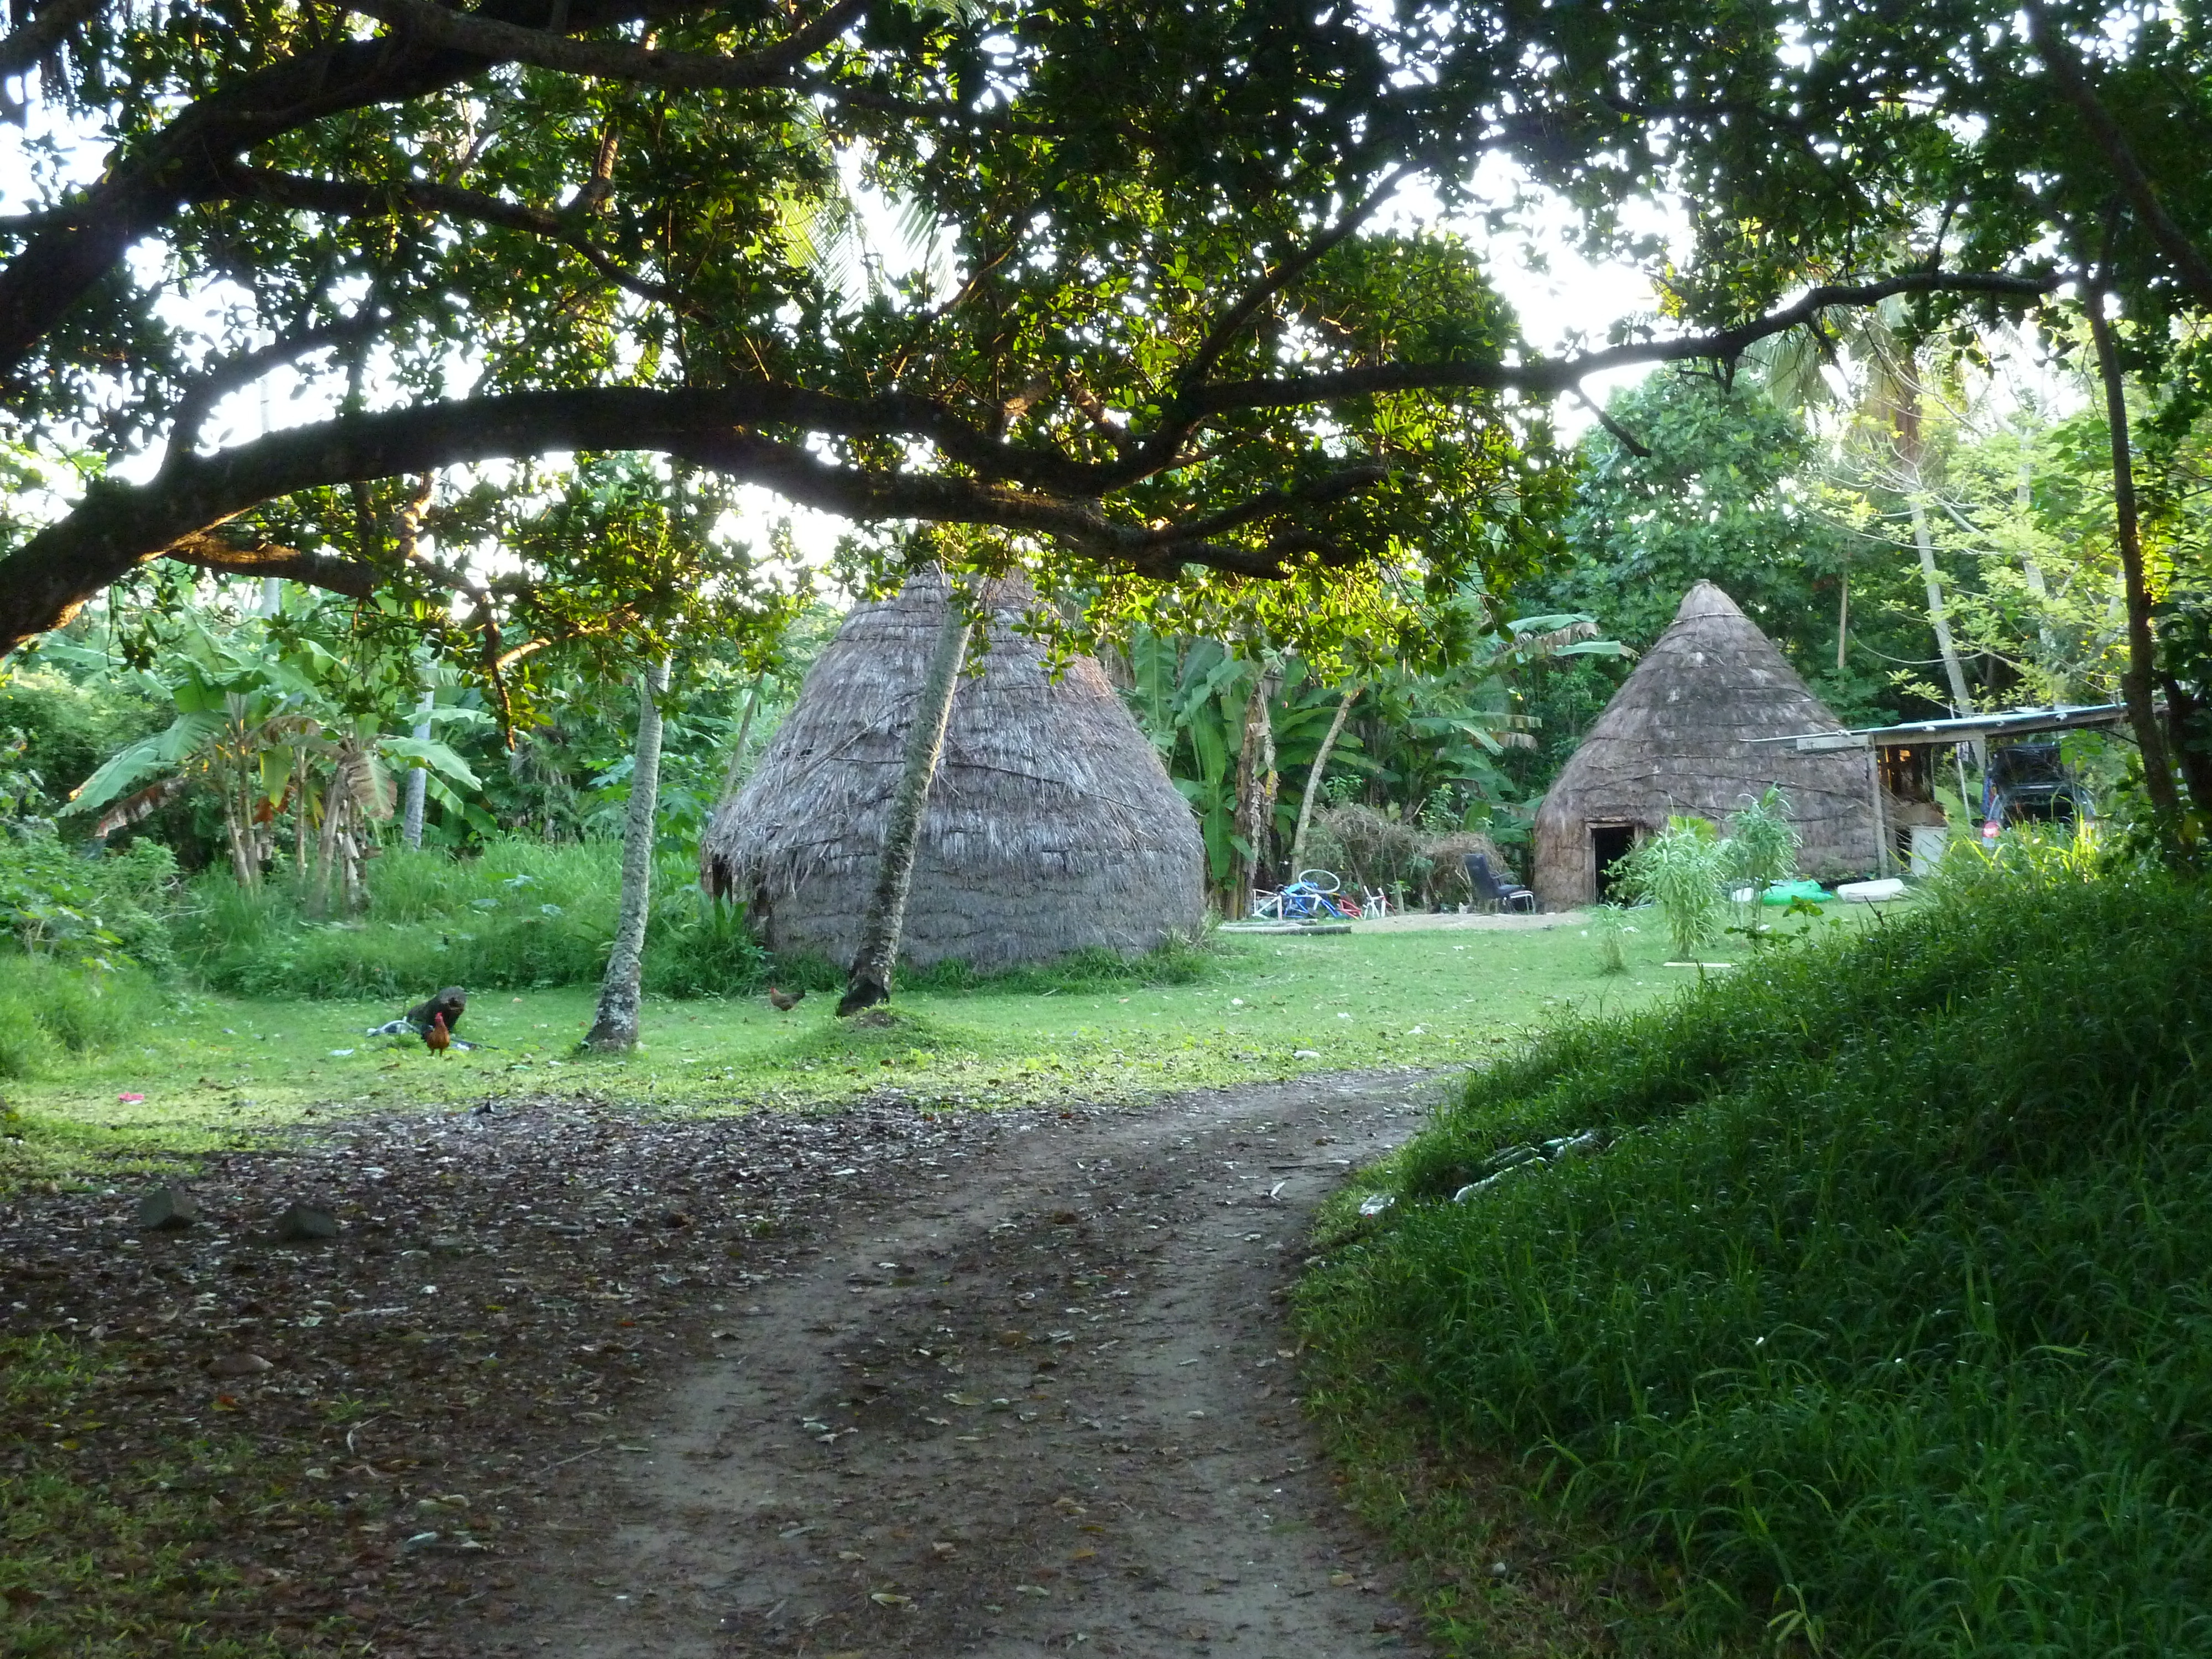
[1981,741,2091,829]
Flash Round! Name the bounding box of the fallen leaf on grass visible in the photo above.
[869,1589,912,1606]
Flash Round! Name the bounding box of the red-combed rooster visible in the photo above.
[425,1011,452,1055]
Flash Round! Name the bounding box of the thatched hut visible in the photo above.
[700,573,1206,971]
[1532,580,1885,909]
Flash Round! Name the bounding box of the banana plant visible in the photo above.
[1120,606,1626,900]
[62,618,482,895]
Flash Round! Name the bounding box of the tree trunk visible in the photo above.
[1232,661,1280,907]
[221,793,256,888]
[587,656,671,1051]
[839,587,972,1017]
[1288,686,1357,879]
[293,747,310,882]
[714,670,768,804]
[1908,494,1976,717]
[313,761,348,916]
[399,686,434,849]
[2017,449,2066,703]
[2084,287,2183,825]
[1835,573,1849,674]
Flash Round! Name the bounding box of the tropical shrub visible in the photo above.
[1613,813,1729,956]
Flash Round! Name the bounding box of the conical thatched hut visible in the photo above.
[700,573,1206,971]
[1532,581,1885,909]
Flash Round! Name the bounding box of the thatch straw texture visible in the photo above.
[1532,581,1885,908]
[700,573,1205,971]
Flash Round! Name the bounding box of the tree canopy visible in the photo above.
[0,0,2091,676]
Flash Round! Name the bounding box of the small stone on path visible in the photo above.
[135,1186,197,1231]
[274,1202,339,1242]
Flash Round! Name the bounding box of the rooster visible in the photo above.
[367,986,473,1050]
[425,1010,452,1055]
[367,985,466,1037]
[768,985,805,1013]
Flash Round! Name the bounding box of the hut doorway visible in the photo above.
[1590,823,1635,902]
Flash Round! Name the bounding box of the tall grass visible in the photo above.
[176,839,769,999]
[0,955,168,1078]
[176,839,1218,1001]
[1303,845,2212,1655]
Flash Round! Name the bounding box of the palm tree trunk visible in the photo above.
[2084,287,2182,825]
[714,670,769,803]
[587,656,671,1051]
[1287,685,1359,877]
[399,686,434,849]
[1233,660,1280,905]
[839,587,971,1016]
[314,764,347,916]
[1908,493,1976,718]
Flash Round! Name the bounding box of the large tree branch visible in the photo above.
[1176,166,1409,395]
[165,312,389,456]
[345,0,865,93]
[161,533,378,599]
[1164,270,2056,425]
[2023,0,2212,310]
[0,0,676,394]
[0,272,2059,654]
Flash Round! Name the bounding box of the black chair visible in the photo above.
[1465,852,1536,914]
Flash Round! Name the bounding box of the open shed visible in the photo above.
[1531,581,1888,909]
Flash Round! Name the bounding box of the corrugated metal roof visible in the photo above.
[1752,702,2135,752]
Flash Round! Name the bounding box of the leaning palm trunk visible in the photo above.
[1287,685,1359,877]
[587,657,671,1051]
[713,670,768,804]
[839,588,972,1016]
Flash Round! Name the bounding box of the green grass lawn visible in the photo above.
[1,911,1854,1179]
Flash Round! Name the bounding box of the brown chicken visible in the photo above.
[767,985,805,1013]
[425,1011,452,1055]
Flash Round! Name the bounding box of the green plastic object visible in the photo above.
[1762,879,1829,906]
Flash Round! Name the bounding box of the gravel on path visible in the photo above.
[481,1071,1442,1658]
[2,1070,1441,1657]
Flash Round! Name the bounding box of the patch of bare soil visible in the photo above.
[1,1071,1439,1657]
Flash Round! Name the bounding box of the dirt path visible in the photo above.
[478,1071,1443,1658]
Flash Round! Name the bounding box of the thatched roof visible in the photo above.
[700,572,1206,971]
[1532,581,1886,908]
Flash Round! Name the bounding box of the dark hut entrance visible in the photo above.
[1590,823,1635,902]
